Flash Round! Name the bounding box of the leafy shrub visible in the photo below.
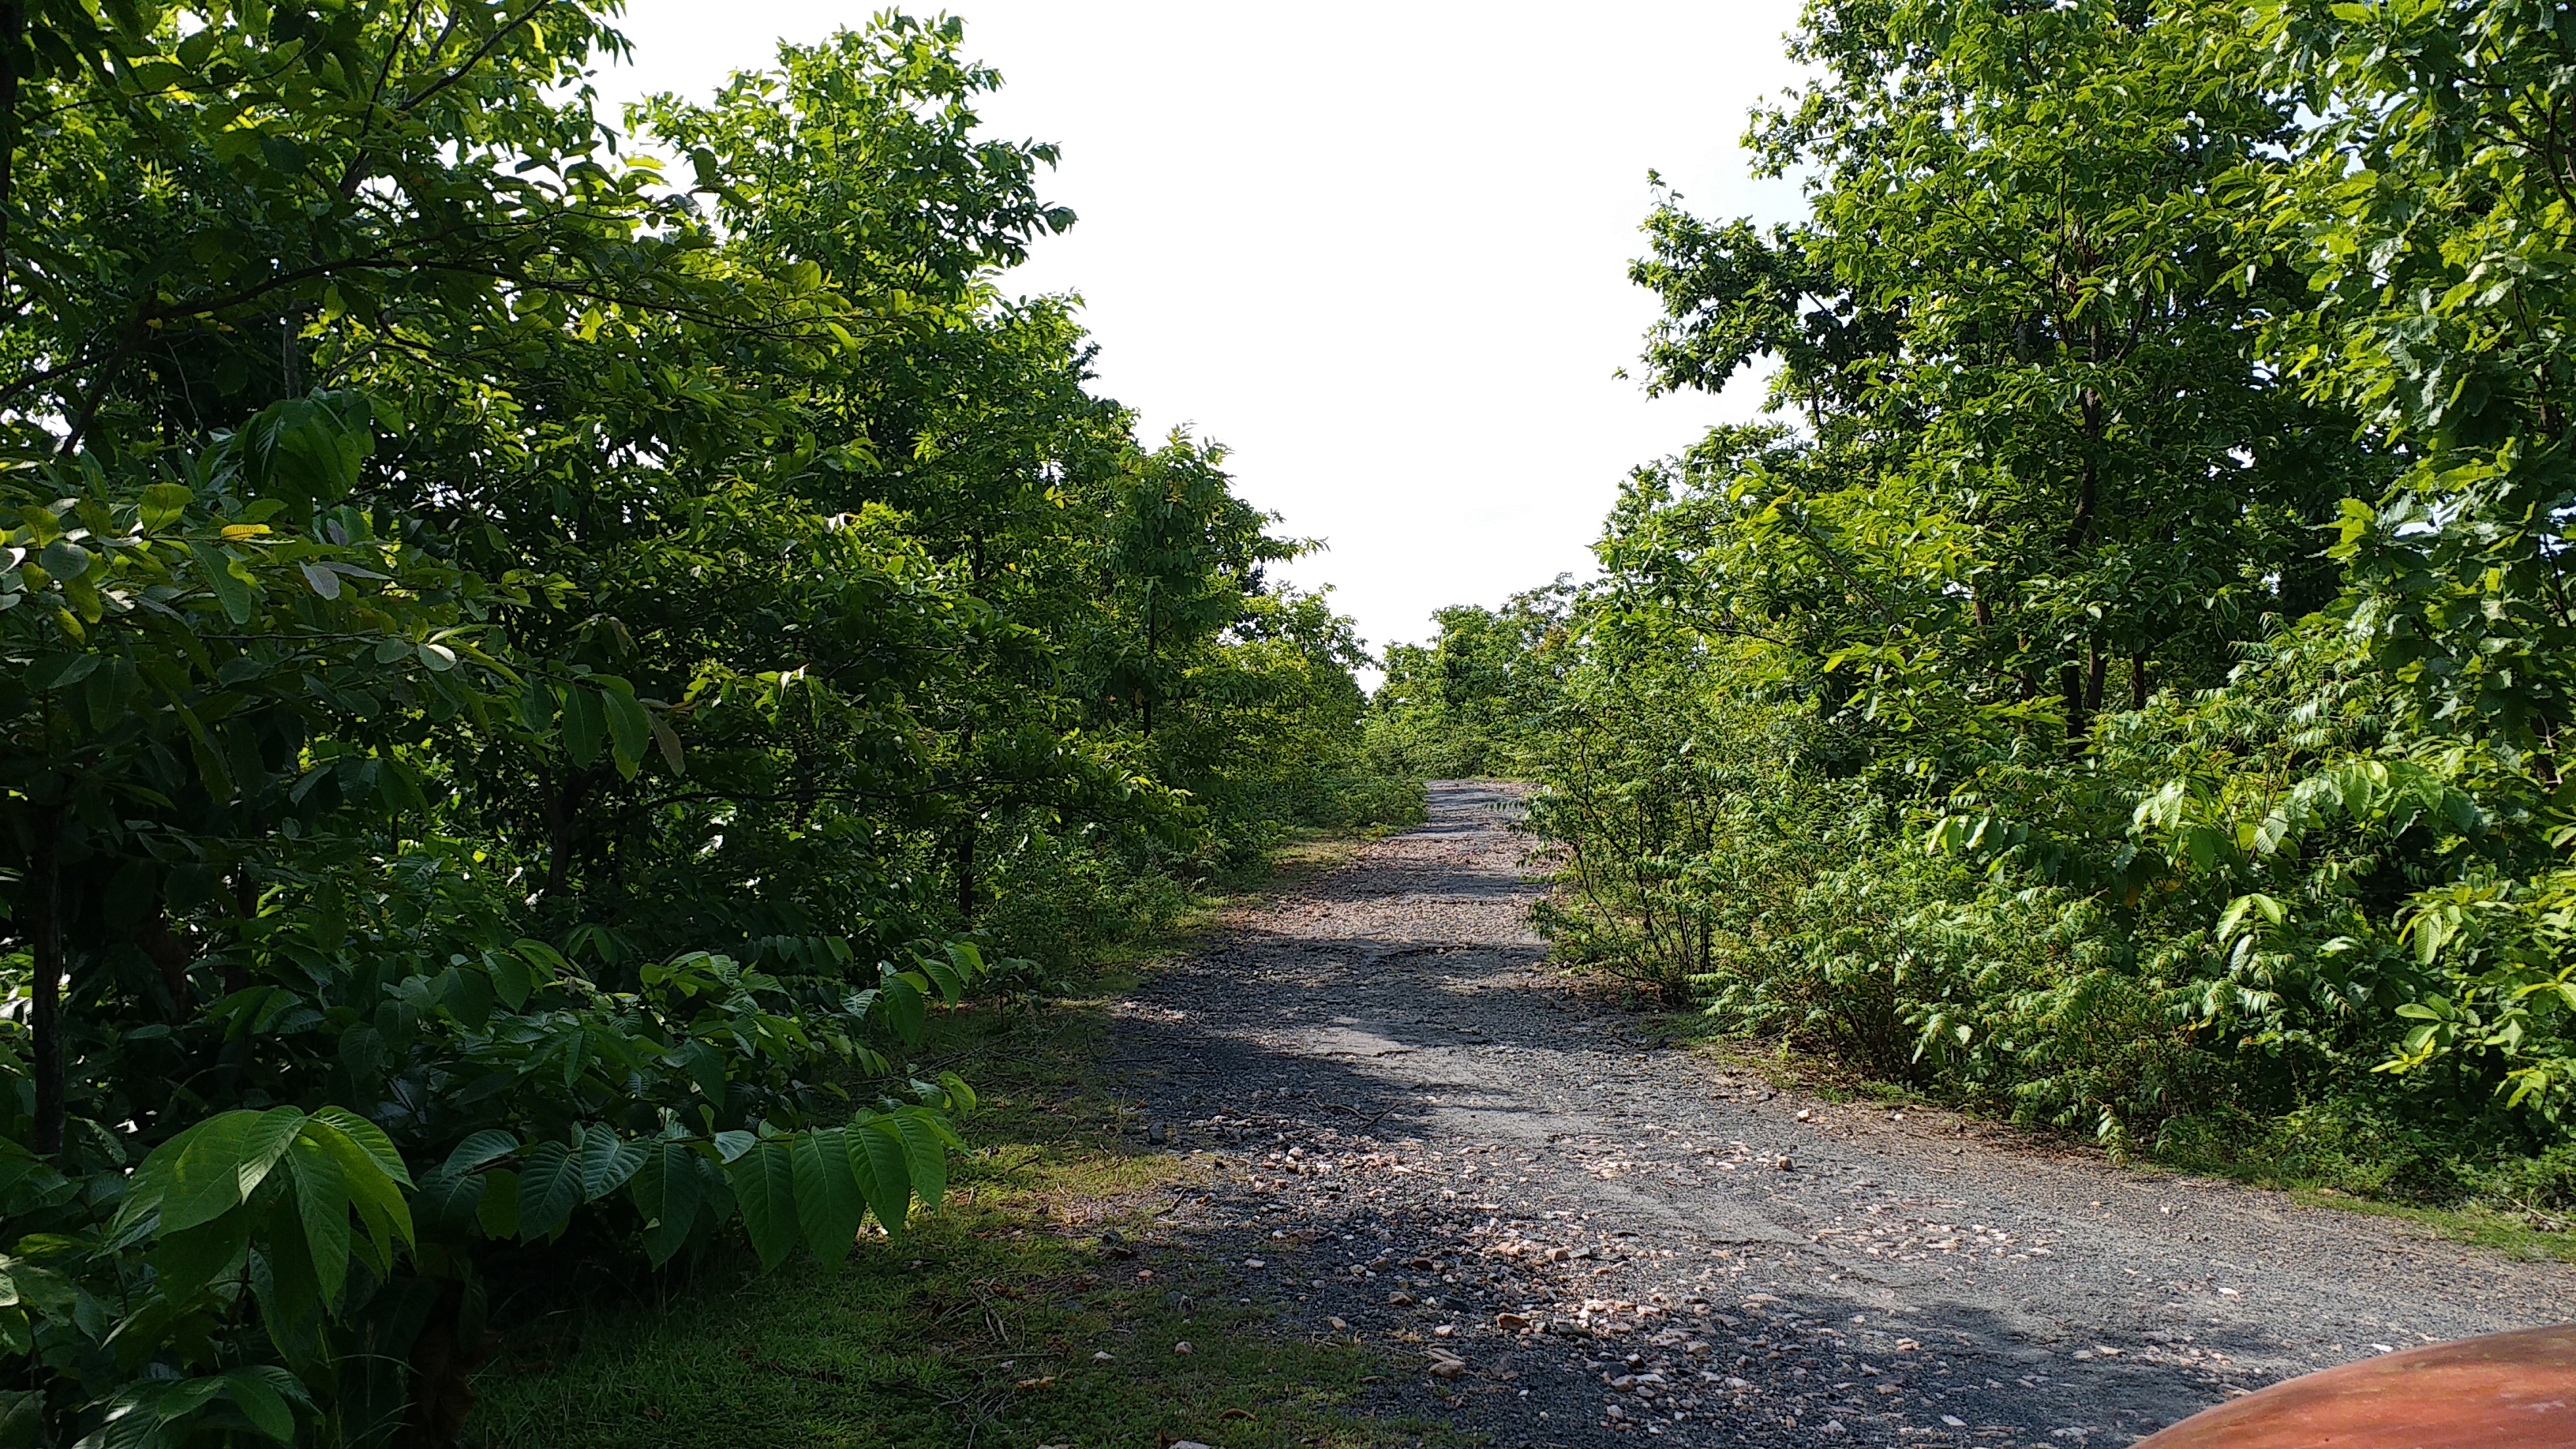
[1501,0,2576,1202]
[0,8,1404,1444]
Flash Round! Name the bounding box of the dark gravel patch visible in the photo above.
[1108,781,2576,1447]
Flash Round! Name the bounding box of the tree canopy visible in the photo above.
[1379,0,2576,1200]
[0,7,1401,1443]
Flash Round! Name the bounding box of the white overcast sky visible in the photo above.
[590,2,1808,664]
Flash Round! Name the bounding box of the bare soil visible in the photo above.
[1109,781,2576,1447]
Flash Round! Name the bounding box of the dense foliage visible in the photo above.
[0,6,1398,1443]
[1379,0,2576,1204]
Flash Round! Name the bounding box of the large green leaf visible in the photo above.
[187,542,257,623]
[882,1110,951,1210]
[216,1367,303,1442]
[285,1133,354,1309]
[725,1138,799,1271]
[139,482,193,533]
[439,1130,519,1178]
[126,1108,298,1237]
[561,685,606,766]
[789,1129,864,1267]
[597,678,651,777]
[877,973,927,1043]
[629,1141,704,1267]
[848,1118,913,1235]
[575,1125,646,1200]
[299,1112,414,1260]
[475,1169,522,1241]
[306,1107,411,1189]
[515,1140,585,1241]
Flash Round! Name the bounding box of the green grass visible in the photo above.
[466,834,1441,1449]
[2274,1188,2576,1265]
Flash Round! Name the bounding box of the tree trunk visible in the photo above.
[28,806,63,1159]
[0,0,22,311]
[953,818,978,923]
[541,774,585,903]
[2065,392,2102,551]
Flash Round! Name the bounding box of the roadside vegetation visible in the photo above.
[0,6,1412,1444]
[1372,0,2576,1219]
[466,908,1424,1449]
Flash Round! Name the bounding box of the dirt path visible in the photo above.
[1110,781,2576,1447]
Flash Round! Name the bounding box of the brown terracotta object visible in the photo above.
[2136,1323,2576,1449]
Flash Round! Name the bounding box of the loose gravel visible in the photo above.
[1107,781,2576,1446]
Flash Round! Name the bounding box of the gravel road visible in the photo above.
[1108,781,2576,1447]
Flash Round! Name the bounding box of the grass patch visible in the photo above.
[468,830,1436,1449]
[2275,1189,2576,1265]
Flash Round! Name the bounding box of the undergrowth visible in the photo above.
[466,814,1437,1448]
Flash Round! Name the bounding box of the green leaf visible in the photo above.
[440,1129,519,1178]
[129,1106,303,1236]
[178,705,236,803]
[917,954,964,1003]
[562,685,606,767]
[727,1138,799,1271]
[878,973,926,1043]
[790,1129,865,1267]
[24,653,99,690]
[485,949,534,1009]
[475,1169,521,1240]
[575,1125,646,1200]
[882,1110,950,1210]
[649,709,686,774]
[140,482,194,533]
[629,1141,704,1267]
[298,1115,414,1271]
[848,1118,913,1234]
[153,1211,253,1302]
[673,1038,728,1102]
[412,1167,488,1237]
[436,964,496,1028]
[188,542,257,623]
[307,1106,412,1189]
[37,540,91,581]
[512,938,570,987]
[285,1134,353,1309]
[218,1368,301,1441]
[600,680,651,778]
[515,1140,585,1241]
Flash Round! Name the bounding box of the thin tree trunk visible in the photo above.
[29,806,63,1159]
[541,774,584,902]
[222,869,255,997]
[0,0,21,313]
[2065,395,2102,551]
